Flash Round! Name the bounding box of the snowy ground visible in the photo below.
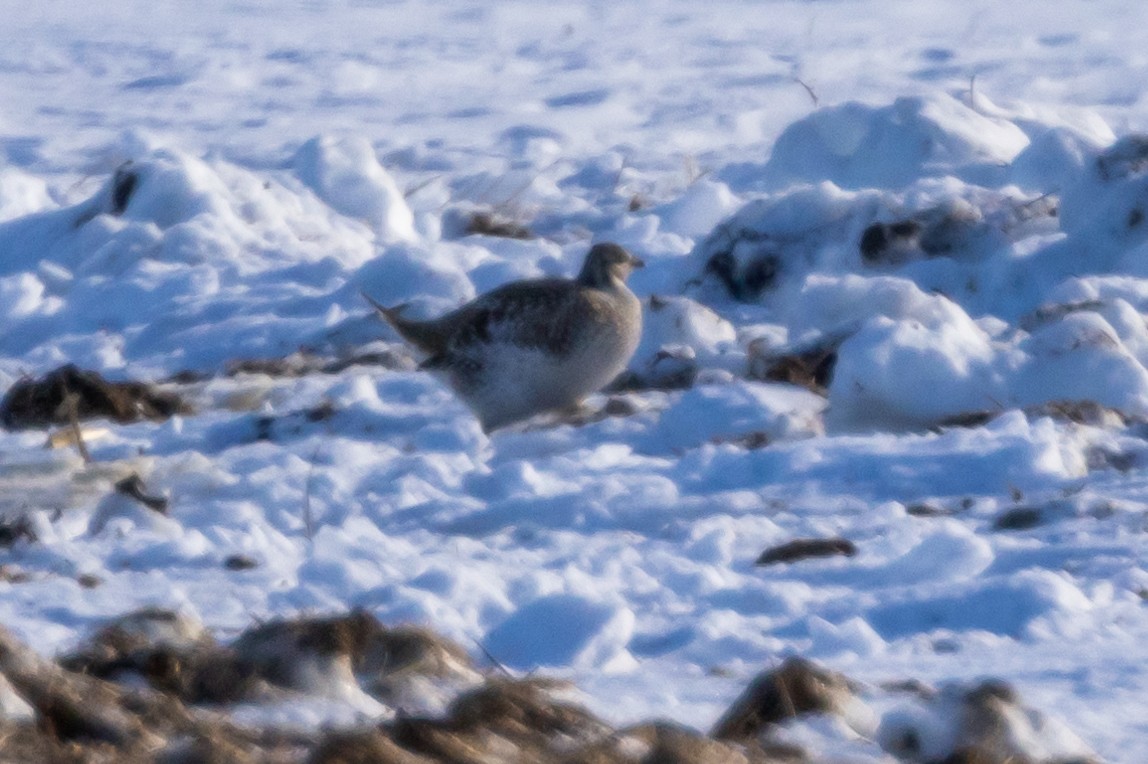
[1,1,1148,760]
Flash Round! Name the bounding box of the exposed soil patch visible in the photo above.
[748,336,841,395]
[0,365,186,430]
[992,507,1042,531]
[755,538,857,566]
[0,611,1093,762]
[463,210,533,240]
[0,514,37,547]
[712,657,857,740]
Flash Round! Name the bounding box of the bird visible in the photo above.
[365,242,644,432]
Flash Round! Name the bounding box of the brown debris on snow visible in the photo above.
[233,610,481,710]
[992,506,1043,531]
[224,554,260,571]
[704,246,781,302]
[859,219,925,265]
[114,473,169,513]
[0,364,187,430]
[61,608,211,671]
[905,502,957,518]
[566,720,806,764]
[463,210,534,240]
[878,678,1100,764]
[14,606,813,761]
[109,163,139,216]
[253,400,339,441]
[712,430,772,450]
[711,657,857,741]
[0,514,37,547]
[935,410,998,429]
[755,538,857,566]
[1018,300,1106,333]
[390,677,611,762]
[0,611,1101,763]
[0,621,309,762]
[859,195,1049,269]
[1025,400,1130,427]
[937,399,1132,431]
[308,729,435,764]
[60,608,261,706]
[61,608,482,714]
[611,346,701,392]
[224,348,417,378]
[747,337,839,396]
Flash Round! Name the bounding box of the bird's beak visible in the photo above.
[630,255,646,268]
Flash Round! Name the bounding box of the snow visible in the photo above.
[484,593,637,673]
[293,135,417,243]
[761,94,1031,190]
[1,0,1148,760]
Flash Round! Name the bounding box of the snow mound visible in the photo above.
[867,569,1091,640]
[293,135,417,243]
[484,594,637,673]
[879,679,1095,762]
[0,147,390,373]
[657,179,742,239]
[689,182,879,301]
[624,294,741,388]
[1058,135,1148,263]
[763,94,1030,190]
[827,291,1000,430]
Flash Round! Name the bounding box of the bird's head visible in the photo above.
[578,242,645,288]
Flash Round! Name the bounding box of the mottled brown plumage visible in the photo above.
[366,243,644,431]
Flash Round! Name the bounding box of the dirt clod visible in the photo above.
[115,474,169,514]
[711,657,856,740]
[464,211,533,240]
[1,365,186,430]
[755,538,857,566]
[223,554,259,571]
[993,507,1042,531]
[748,337,840,395]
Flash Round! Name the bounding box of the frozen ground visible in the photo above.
[1,0,1147,760]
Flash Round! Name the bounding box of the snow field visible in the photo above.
[2,1,1148,760]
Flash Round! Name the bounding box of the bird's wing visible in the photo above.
[448,280,584,356]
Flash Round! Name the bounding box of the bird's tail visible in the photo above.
[362,291,447,355]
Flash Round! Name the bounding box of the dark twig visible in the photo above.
[794,76,819,106]
[472,638,514,678]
